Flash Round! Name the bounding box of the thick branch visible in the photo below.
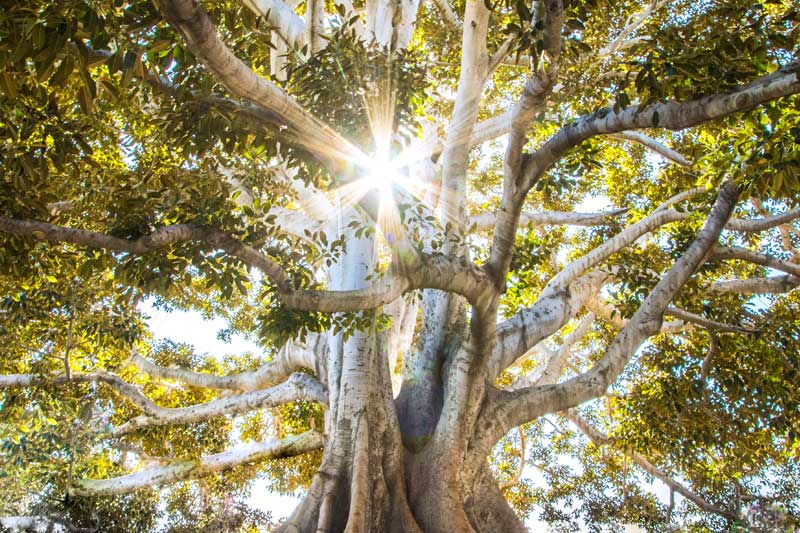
[470,207,628,232]
[71,430,324,497]
[710,245,800,277]
[111,373,326,436]
[483,181,738,444]
[131,338,319,392]
[0,217,292,290]
[0,217,492,313]
[489,271,607,380]
[726,207,800,232]
[160,0,361,170]
[488,0,564,282]
[506,312,595,391]
[0,371,160,417]
[709,274,800,294]
[240,0,306,48]
[521,62,800,188]
[542,207,685,295]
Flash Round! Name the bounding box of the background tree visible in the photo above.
[0,0,798,531]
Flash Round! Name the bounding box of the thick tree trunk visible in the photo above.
[278,325,524,533]
[277,210,522,532]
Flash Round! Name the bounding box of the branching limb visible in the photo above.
[286,253,494,311]
[239,0,306,48]
[131,336,322,391]
[0,371,161,417]
[159,0,362,171]
[477,181,739,453]
[487,0,564,282]
[563,410,736,519]
[71,430,324,497]
[305,0,326,52]
[709,274,800,294]
[541,207,685,295]
[488,271,607,380]
[0,217,492,312]
[507,312,595,391]
[1,517,60,532]
[489,187,707,379]
[425,109,515,160]
[0,216,292,290]
[470,207,628,232]
[521,62,800,189]
[111,373,326,436]
[608,131,691,166]
[710,245,800,277]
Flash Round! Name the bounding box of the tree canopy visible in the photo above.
[0,0,799,531]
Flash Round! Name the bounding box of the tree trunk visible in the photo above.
[277,211,523,532]
[277,323,525,533]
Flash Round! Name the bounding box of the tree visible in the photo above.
[0,0,799,530]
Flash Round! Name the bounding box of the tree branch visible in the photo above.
[240,0,306,48]
[131,337,320,392]
[0,216,292,290]
[563,409,736,519]
[521,62,800,189]
[710,245,800,277]
[0,217,492,312]
[70,430,324,497]
[488,271,607,380]
[159,0,362,171]
[111,372,326,436]
[709,274,800,294]
[487,0,564,282]
[541,207,685,295]
[506,312,595,391]
[481,181,739,447]
[608,131,691,166]
[664,306,756,334]
[469,207,628,232]
[726,207,800,232]
[0,371,161,417]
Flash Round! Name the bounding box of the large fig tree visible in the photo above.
[0,0,799,531]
